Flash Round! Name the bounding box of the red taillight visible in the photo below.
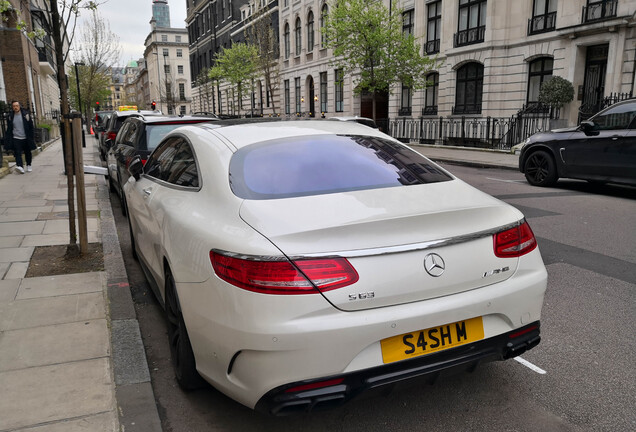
[141,158,147,166]
[494,221,537,258]
[209,252,359,295]
[107,131,117,141]
[284,378,345,393]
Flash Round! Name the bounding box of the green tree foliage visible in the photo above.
[209,43,259,116]
[67,65,110,113]
[323,0,436,119]
[538,76,575,109]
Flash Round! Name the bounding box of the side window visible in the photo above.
[166,142,199,187]
[115,122,129,143]
[122,121,138,145]
[592,103,636,130]
[145,137,181,182]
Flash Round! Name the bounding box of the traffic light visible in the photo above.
[151,101,156,111]
[95,101,100,111]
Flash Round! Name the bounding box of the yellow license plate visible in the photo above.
[380,317,484,364]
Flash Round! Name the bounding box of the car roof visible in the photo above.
[125,115,220,125]
[185,119,390,150]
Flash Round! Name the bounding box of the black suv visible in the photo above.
[519,99,636,187]
[106,114,219,212]
[98,110,164,161]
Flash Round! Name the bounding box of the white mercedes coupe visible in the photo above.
[124,119,547,415]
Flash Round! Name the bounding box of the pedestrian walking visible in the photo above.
[4,100,36,174]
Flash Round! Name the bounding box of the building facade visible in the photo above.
[0,0,61,121]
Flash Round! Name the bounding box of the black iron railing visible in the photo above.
[454,26,485,47]
[422,106,438,116]
[425,39,440,55]
[528,11,556,35]
[388,106,555,150]
[578,91,633,123]
[582,0,617,23]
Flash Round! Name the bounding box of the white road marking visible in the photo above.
[486,177,526,183]
[514,356,547,374]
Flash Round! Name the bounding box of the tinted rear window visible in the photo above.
[229,135,452,200]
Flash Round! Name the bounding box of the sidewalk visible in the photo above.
[0,136,161,432]
[409,142,520,170]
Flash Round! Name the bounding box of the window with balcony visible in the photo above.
[403,9,414,36]
[454,62,483,114]
[320,4,328,48]
[284,23,290,59]
[295,18,302,56]
[320,72,328,113]
[423,72,439,115]
[527,57,553,104]
[400,83,412,116]
[455,0,486,47]
[335,69,344,112]
[583,0,617,22]
[529,0,556,35]
[307,11,315,52]
[426,1,441,55]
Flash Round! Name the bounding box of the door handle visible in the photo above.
[142,187,153,198]
[559,148,566,163]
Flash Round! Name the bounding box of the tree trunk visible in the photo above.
[50,0,79,255]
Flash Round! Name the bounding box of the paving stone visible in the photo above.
[0,291,105,331]
[0,236,24,247]
[0,279,20,301]
[5,262,28,279]
[20,232,99,246]
[0,247,34,263]
[0,358,115,431]
[11,411,118,432]
[16,272,105,300]
[43,218,99,234]
[0,319,110,372]
[0,221,45,236]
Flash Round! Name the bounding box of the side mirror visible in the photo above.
[128,155,143,181]
[579,121,599,136]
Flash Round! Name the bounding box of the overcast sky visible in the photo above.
[75,0,187,65]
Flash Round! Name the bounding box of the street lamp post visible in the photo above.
[74,62,87,147]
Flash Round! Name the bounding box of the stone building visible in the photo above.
[0,0,61,121]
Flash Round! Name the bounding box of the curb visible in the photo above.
[96,148,162,431]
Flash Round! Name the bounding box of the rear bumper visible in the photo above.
[255,322,540,416]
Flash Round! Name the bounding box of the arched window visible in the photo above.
[284,23,290,59]
[454,62,484,114]
[424,72,439,115]
[320,4,328,48]
[527,57,553,104]
[295,17,302,56]
[307,11,315,52]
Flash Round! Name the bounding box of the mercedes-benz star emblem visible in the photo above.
[424,253,445,277]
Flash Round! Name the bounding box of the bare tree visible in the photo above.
[245,4,280,115]
[71,9,120,127]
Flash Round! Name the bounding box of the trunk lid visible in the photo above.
[239,180,524,311]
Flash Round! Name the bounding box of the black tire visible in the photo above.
[165,269,205,390]
[108,174,116,193]
[524,150,558,187]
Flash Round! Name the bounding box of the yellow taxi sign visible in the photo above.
[118,105,138,111]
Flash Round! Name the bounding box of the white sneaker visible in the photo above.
[26,165,32,172]
[15,166,25,174]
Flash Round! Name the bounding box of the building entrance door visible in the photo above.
[579,44,608,122]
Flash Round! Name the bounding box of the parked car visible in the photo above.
[124,120,547,415]
[519,98,636,187]
[329,115,379,129]
[106,114,219,210]
[93,110,113,142]
[98,110,163,161]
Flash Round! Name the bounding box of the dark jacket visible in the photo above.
[4,108,36,151]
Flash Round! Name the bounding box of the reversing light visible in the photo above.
[210,252,359,295]
[494,221,537,258]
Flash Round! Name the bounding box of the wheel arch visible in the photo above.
[520,144,560,174]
